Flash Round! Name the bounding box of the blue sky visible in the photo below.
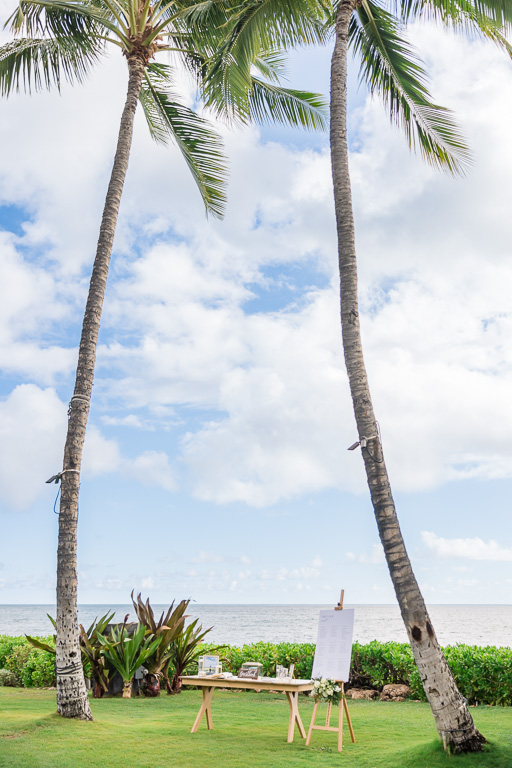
[1,7,512,607]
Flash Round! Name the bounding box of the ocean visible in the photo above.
[1,604,511,647]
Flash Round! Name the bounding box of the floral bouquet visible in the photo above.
[310,678,342,705]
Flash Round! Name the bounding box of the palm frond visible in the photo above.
[7,0,127,45]
[0,35,101,95]
[401,0,512,29]
[350,0,471,175]
[140,62,228,218]
[201,0,329,122]
[253,50,289,83]
[249,78,328,130]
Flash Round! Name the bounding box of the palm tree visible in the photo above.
[200,0,511,752]
[328,1,484,752]
[0,0,327,720]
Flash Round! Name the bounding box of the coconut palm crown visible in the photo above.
[0,0,330,721]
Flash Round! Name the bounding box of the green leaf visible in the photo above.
[350,0,471,175]
[25,635,56,654]
[140,63,228,218]
[249,78,328,131]
[0,34,101,96]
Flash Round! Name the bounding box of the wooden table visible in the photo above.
[180,676,314,743]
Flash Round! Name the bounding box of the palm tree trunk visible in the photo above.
[330,1,484,753]
[55,54,146,720]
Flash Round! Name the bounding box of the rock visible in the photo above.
[346,688,379,700]
[379,684,411,702]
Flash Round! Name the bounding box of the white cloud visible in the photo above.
[0,384,67,509]
[422,531,512,561]
[126,450,176,492]
[192,552,225,564]
[0,382,177,511]
[347,544,386,565]
[2,20,512,513]
[81,425,122,476]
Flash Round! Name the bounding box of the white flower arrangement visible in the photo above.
[310,678,342,705]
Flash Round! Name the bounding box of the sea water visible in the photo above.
[1,603,511,647]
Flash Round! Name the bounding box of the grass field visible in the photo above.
[1,688,511,768]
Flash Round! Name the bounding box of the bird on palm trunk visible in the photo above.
[0,0,328,720]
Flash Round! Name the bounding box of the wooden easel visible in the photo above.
[306,590,356,752]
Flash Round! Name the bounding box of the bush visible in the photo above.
[444,645,512,706]
[2,633,512,705]
[198,641,316,679]
[1,637,56,688]
[0,636,27,670]
[0,668,17,686]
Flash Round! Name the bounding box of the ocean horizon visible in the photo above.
[1,603,511,647]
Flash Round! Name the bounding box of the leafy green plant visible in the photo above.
[131,592,188,695]
[166,620,219,694]
[5,643,32,686]
[6,631,512,706]
[96,620,162,698]
[78,612,116,698]
[0,636,28,670]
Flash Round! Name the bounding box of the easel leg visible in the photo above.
[338,698,343,752]
[306,701,319,746]
[325,700,332,727]
[191,686,214,733]
[343,696,356,743]
[285,691,306,742]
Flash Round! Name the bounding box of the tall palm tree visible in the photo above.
[200,0,511,752]
[0,0,327,720]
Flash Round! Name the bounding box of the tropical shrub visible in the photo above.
[131,592,188,695]
[96,621,162,698]
[165,619,218,694]
[0,636,27,670]
[3,631,512,705]
[350,641,417,689]
[78,612,116,698]
[207,641,316,679]
[444,645,512,706]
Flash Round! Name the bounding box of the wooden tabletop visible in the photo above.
[180,675,314,693]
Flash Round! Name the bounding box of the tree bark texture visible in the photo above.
[329,1,484,753]
[55,55,146,720]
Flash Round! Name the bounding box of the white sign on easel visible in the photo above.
[311,608,355,682]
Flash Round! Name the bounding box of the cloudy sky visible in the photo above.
[1,3,512,607]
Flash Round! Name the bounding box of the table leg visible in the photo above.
[285,691,306,743]
[191,686,214,733]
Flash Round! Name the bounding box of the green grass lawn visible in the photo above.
[1,688,511,768]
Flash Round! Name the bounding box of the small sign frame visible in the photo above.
[237,667,260,680]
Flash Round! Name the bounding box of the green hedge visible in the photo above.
[195,640,512,705]
[0,635,56,688]
[2,635,512,706]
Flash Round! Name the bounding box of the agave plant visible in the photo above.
[165,618,220,694]
[96,618,162,698]
[130,591,189,695]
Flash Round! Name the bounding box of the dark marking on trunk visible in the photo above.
[426,621,434,638]
[428,688,439,696]
[412,626,422,641]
